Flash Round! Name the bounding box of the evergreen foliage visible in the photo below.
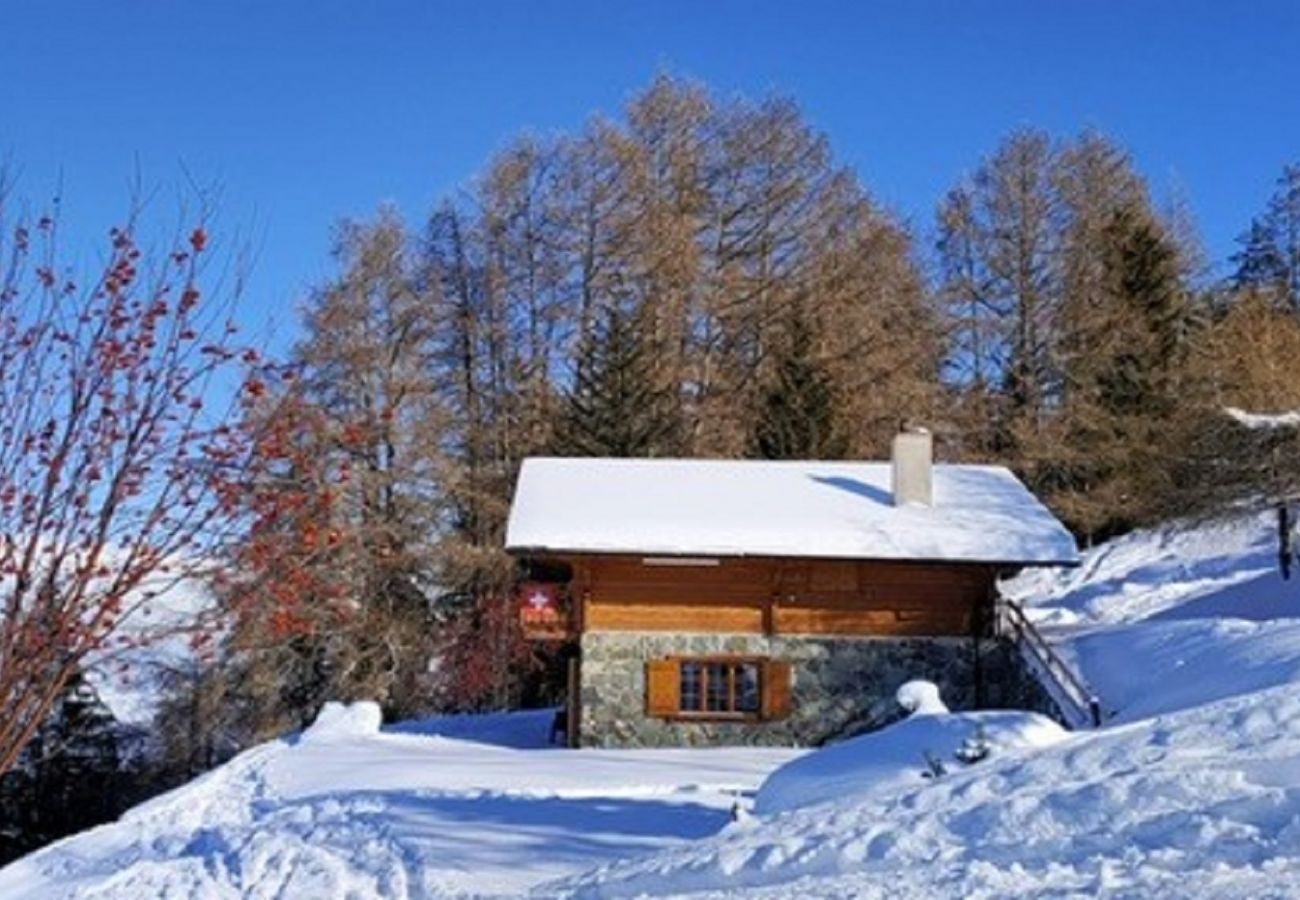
[1049,207,1198,540]
[552,305,682,458]
[0,671,125,865]
[1232,165,1300,312]
[749,308,847,460]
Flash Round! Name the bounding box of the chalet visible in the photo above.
[504,430,1080,748]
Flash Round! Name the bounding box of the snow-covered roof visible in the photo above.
[506,457,1080,566]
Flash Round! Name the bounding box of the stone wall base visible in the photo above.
[578,631,1067,748]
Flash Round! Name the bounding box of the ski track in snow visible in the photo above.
[7,511,1300,897]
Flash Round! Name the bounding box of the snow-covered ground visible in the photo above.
[553,512,1300,897]
[1007,510,1300,723]
[557,682,1300,898]
[7,511,1300,898]
[0,705,798,898]
[752,690,1067,818]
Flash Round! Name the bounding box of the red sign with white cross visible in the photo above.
[518,581,567,638]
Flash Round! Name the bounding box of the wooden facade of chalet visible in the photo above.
[518,551,1007,743]
[525,554,1000,639]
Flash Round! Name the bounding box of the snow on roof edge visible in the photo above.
[505,456,1080,567]
[506,543,1081,568]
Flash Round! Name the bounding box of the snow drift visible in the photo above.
[1006,509,1300,722]
[755,681,1066,816]
[298,700,384,743]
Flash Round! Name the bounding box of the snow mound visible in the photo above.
[755,706,1065,816]
[894,679,948,715]
[299,700,383,743]
[749,678,1066,818]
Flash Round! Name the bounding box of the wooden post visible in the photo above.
[566,654,580,749]
[575,560,592,633]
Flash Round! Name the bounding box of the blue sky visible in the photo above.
[3,1,1298,346]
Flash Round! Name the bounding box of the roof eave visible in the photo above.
[504,544,1081,568]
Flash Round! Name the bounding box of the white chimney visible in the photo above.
[891,427,933,507]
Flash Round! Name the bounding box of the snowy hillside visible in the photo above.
[1007,510,1300,723]
[7,511,1300,898]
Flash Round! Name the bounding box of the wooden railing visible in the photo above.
[998,599,1103,729]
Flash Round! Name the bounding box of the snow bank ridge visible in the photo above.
[298,701,383,744]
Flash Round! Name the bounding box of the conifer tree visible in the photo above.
[1233,218,1288,297]
[1096,210,1193,415]
[1050,207,1196,539]
[1232,164,1300,312]
[749,308,846,460]
[30,672,121,833]
[934,129,1062,462]
[936,128,1198,536]
[197,210,445,743]
[553,304,682,457]
[0,670,123,863]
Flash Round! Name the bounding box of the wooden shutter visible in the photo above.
[645,659,680,717]
[761,659,793,720]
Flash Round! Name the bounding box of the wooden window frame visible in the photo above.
[670,655,764,722]
[646,656,793,722]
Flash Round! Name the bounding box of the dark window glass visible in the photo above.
[681,662,703,712]
[677,659,763,716]
[705,663,729,711]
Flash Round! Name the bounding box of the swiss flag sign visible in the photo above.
[518,581,566,637]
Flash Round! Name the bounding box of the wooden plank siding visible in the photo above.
[586,600,766,632]
[555,554,996,637]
